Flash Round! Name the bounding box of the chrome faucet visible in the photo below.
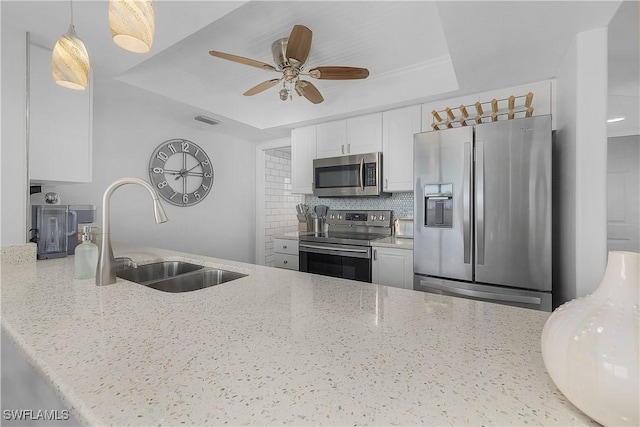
[96,177,168,286]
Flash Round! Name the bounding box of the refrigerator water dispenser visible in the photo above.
[424,183,453,228]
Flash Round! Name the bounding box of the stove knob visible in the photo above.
[380,215,386,221]
[338,215,343,220]
[371,215,377,221]
[330,214,335,219]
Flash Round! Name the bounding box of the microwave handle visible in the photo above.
[359,158,365,191]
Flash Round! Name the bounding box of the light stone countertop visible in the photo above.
[371,236,414,250]
[273,231,307,240]
[1,243,595,426]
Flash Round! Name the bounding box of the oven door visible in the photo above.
[299,242,372,282]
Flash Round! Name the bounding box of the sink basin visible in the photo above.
[144,269,247,293]
[116,260,247,293]
[116,261,204,284]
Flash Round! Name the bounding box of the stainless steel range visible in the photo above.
[299,209,392,282]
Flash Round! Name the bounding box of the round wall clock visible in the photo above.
[148,139,214,207]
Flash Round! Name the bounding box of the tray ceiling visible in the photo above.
[2,1,631,140]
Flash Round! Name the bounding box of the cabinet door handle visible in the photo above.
[341,144,345,154]
[385,178,388,189]
[373,249,377,260]
[347,143,351,153]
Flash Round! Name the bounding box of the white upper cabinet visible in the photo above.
[316,113,382,159]
[291,125,317,194]
[29,43,92,184]
[346,113,382,155]
[382,105,422,192]
[316,120,347,158]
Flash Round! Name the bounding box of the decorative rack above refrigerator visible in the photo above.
[430,92,534,131]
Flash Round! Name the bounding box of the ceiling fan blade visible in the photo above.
[243,79,282,96]
[308,66,369,80]
[209,50,277,72]
[286,25,312,65]
[296,80,324,104]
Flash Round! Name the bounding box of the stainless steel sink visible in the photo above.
[145,269,247,293]
[116,261,247,293]
[116,261,204,284]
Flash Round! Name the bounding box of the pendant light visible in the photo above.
[108,0,155,53]
[51,0,90,90]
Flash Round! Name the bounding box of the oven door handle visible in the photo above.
[299,243,371,259]
[300,244,368,253]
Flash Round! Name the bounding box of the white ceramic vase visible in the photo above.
[541,251,639,426]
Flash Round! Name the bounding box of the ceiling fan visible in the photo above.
[209,25,369,104]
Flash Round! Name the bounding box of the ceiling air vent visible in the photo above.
[194,115,220,126]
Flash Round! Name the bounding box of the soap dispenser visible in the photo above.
[75,225,98,279]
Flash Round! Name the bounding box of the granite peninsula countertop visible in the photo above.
[1,243,595,426]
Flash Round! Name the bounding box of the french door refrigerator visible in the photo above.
[413,115,552,311]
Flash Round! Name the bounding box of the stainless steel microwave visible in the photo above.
[313,152,385,197]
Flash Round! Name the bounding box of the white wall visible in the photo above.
[554,27,608,305]
[48,79,257,263]
[0,21,27,246]
[607,135,640,252]
[608,57,640,138]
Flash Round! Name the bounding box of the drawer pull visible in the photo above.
[283,260,288,264]
[283,245,287,249]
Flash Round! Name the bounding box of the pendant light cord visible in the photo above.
[69,0,74,26]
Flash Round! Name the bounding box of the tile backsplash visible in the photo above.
[305,192,414,220]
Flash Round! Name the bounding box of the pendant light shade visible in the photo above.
[52,24,90,90]
[108,0,155,53]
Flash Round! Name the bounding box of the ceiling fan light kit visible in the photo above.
[109,0,155,53]
[209,24,369,104]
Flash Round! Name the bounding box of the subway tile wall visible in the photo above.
[304,192,414,220]
[264,147,305,266]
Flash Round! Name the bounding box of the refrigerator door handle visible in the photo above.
[419,280,542,305]
[476,139,485,265]
[463,142,472,264]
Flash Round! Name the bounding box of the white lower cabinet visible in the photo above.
[372,247,413,289]
[274,239,299,271]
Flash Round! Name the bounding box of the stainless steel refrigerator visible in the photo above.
[413,115,552,311]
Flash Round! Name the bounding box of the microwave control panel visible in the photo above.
[364,163,377,186]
